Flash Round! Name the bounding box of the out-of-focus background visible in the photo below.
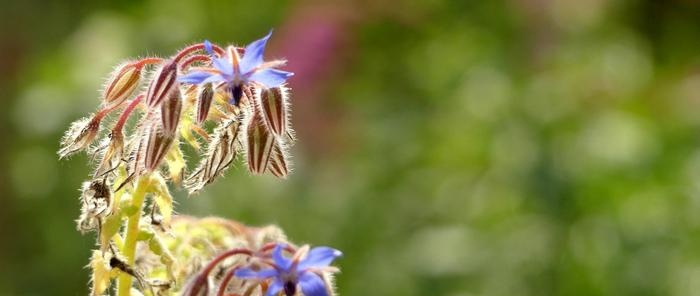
[2,0,700,295]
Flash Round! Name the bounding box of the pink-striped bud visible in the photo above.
[144,122,176,172]
[267,141,289,178]
[196,83,214,125]
[160,86,182,136]
[257,86,290,137]
[146,60,178,108]
[102,62,142,110]
[245,111,274,175]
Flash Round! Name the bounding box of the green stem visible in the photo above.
[117,176,150,296]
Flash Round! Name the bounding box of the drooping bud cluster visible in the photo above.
[58,34,295,193]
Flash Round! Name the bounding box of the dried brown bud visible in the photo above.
[186,117,241,193]
[58,114,102,158]
[245,110,274,175]
[94,130,125,178]
[160,86,183,136]
[146,60,178,108]
[196,83,214,125]
[102,62,142,110]
[76,179,112,233]
[257,86,290,137]
[126,127,148,179]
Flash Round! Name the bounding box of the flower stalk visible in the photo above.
[117,175,151,296]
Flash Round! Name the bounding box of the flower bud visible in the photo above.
[146,60,178,108]
[94,130,125,178]
[245,111,274,175]
[58,115,102,158]
[160,85,183,137]
[196,83,214,125]
[102,62,142,110]
[76,179,112,233]
[144,121,176,172]
[186,117,241,193]
[267,141,289,178]
[257,86,290,137]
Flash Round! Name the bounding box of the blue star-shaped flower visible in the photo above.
[235,244,342,296]
[179,31,294,105]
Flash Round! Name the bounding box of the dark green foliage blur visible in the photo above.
[2,0,700,295]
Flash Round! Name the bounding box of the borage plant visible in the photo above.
[58,32,341,296]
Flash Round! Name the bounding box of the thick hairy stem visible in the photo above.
[135,57,164,68]
[216,267,239,296]
[173,42,225,63]
[113,94,144,134]
[117,176,150,296]
[185,249,253,296]
[179,54,210,70]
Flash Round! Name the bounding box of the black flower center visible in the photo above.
[284,281,296,296]
[231,84,243,106]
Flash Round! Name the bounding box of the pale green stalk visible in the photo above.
[117,176,150,296]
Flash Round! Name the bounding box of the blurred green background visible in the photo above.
[2,0,700,295]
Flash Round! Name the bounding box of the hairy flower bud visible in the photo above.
[59,114,102,158]
[103,62,142,110]
[245,111,274,175]
[144,122,176,172]
[257,86,290,137]
[94,130,125,178]
[196,83,214,125]
[146,60,178,108]
[268,142,290,178]
[160,86,183,137]
[76,179,112,233]
[186,117,241,193]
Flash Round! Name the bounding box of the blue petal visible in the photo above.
[298,247,343,270]
[234,267,278,279]
[248,68,294,88]
[179,71,214,84]
[212,57,234,78]
[265,279,284,296]
[203,40,214,56]
[298,272,328,296]
[273,244,292,271]
[240,30,273,74]
[201,74,226,84]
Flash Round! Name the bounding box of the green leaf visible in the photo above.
[99,213,123,250]
[136,228,155,241]
[151,174,174,227]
